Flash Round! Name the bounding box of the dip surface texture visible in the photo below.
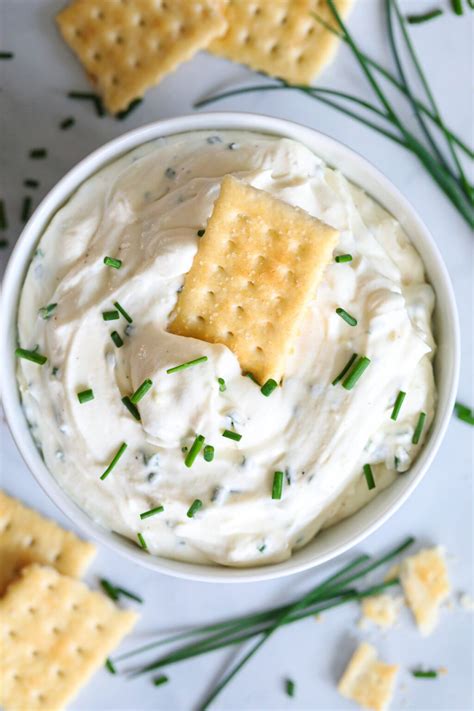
[17,131,436,566]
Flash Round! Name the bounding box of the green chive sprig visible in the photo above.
[140,506,164,520]
[222,429,242,442]
[454,402,474,425]
[39,303,57,320]
[451,0,463,15]
[342,356,371,390]
[122,396,141,421]
[332,353,357,386]
[272,471,284,500]
[100,442,127,480]
[130,379,153,404]
[412,411,427,444]
[412,669,438,678]
[203,445,215,462]
[406,9,443,24]
[336,307,358,327]
[363,464,376,490]
[15,347,47,365]
[110,331,123,348]
[104,256,122,269]
[77,388,94,404]
[390,391,406,420]
[217,377,226,392]
[187,499,203,518]
[261,379,278,397]
[102,310,120,321]
[114,301,133,323]
[100,578,143,604]
[166,356,208,374]
[185,435,205,467]
[137,532,148,550]
[335,254,353,263]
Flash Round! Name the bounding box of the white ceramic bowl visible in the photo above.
[0,112,460,583]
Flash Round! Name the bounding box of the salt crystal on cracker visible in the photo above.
[169,175,338,384]
[208,0,354,85]
[56,0,227,114]
[0,565,138,711]
[0,490,95,594]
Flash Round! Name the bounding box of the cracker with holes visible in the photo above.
[0,490,96,594]
[56,0,227,114]
[169,175,338,384]
[208,0,354,85]
[338,642,399,711]
[0,565,138,711]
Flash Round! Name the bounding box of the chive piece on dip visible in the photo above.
[38,303,57,320]
[203,445,215,462]
[335,254,352,263]
[166,355,208,374]
[15,347,47,365]
[137,532,148,549]
[103,256,122,269]
[187,499,203,518]
[332,353,358,386]
[222,429,242,442]
[114,301,133,323]
[363,463,376,490]
[121,396,141,421]
[260,378,278,397]
[342,356,371,390]
[185,435,205,467]
[217,377,226,392]
[272,471,284,499]
[336,307,357,327]
[110,331,123,348]
[100,442,127,480]
[130,378,153,404]
[390,391,406,421]
[102,310,120,321]
[77,388,94,404]
[140,505,164,520]
[412,412,427,444]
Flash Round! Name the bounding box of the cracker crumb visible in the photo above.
[338,641,399,711]
[399,547,451,636]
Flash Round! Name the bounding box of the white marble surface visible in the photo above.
[1,1,473,709]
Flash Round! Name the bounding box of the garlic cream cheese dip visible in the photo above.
[16,130,436,567]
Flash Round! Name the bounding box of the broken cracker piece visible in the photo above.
[208,0,354,85]
[56,0,227,114]
[0,565,138,711]
[360,594,402,630]
[0,489,96,594]
[400,546,450,636]
[169,175,338,384]
[338,642,399,711]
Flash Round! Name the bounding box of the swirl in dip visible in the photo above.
[16,131,436,566]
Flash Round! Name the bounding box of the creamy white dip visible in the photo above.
[17,131,436,566]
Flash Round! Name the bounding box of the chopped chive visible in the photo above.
[412,412,427,444]
[217,377,226,392]
[67,91,104,117]
[105,658,116,674]
[335,253,353,263]
[258,544,266,553]
[110,331,123,348]
[122,396,141,421]
[363,463,376,490]
[185,435,205,467]
[77,388,94,404]
[454,401,474,425]
[203,445,215,462]
[285,678,296,697]
[412,669,438,678]
[38,303,57,320]
[24,179,39,189]
[102,310,120,321]
[451,0,463,15]
[187,499,203,518]
[114,301,133,324]
[332,353,358,386]
[15,347,47,365]
[116,98,143,120]
[130,378,153,404]
[100,578,143,603]
[222,429,242,442]
[245,372,259,384]
[260,378,278,397]
[407,9,443,23]
[103,256,122,269]
[140,505,164,520]
[137,532,148,550]
[0,199,7,229]
[100,442,127,480]
[197,229,205,237]
[153,674,169,687]
[336,307,357,327]
[272,471,284,500]
[390,390,406,421]
[21,196,32,223]
[0,51,14,59]
[29,148,47,159]
[166,355,208,374]
[342,356,371,390]
[0,239,8,249]
[115,587,143,603]
[60,117,75,130]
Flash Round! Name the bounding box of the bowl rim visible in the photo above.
[0,111,460,583]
